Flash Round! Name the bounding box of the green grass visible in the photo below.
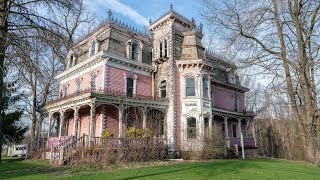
[0,156,319,179]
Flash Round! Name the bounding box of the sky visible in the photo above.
[84,0,203,31]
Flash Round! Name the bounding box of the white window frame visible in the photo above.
[75,78,82,93]
[126,39,142,62]
[185,77,196,97]
[89,39,99,57]
[124,74,138,96]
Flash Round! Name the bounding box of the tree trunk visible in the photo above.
[0,0,9,164]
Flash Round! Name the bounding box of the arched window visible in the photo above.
[186,77,195,97]
[126,77,134,97]
[202,78,209,98]
[90,41,96,57]
[164,39,168,57]
[160,80,167,98]
[131,42,138,60]
[187,117,197,139]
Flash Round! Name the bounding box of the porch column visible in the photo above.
[251,119,256,146]
[118,106,123,138]
[142,107,147,129]
[209,115,213,137]
[101,105,106,136]
[73,106,79,138]
[58,110,64,138]
[47,112,52,139]
[89,102,96,146]
[238,118,245,159]
[223,116,229,148]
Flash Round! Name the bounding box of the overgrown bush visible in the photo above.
[126,128,154,138]
[101,130,114,139]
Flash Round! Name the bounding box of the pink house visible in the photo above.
[44,7,256,160]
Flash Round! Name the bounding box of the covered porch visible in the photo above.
[45,88,168,148]
[212,108,257,151]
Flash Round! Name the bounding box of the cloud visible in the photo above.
[95,0,149,26]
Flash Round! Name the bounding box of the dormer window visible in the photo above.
[227,71,236,84]
[90,40,98,57]
[67,54,77,68]
[127,40,141,61]
[131,42,138,60]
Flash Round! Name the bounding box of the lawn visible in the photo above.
[0,157,319,179]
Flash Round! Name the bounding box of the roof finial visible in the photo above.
[108,9,113,19]
[149,18,152,25]
[170,3,173,10]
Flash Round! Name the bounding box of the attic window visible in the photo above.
[227,72,236,84]
[90,41,97,57]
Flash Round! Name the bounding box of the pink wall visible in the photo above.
[107,66,152,96]
[60,65,104,95]
[79,108,90,136]
[67,116,74,136]
[212,85,245,112]
[105,105,119,137]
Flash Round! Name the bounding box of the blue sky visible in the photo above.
[85,0,203,30]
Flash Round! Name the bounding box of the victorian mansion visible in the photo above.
[44,6,256,156]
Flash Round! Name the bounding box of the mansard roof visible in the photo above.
[205,50,237,69]
[74,13,151,47]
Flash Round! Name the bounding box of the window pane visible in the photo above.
[186,77,195,97]
[160,80,166,98]
[160,42,163,57]
[127,78,134,97]
[187,117,196,139]
[203,78,209,98]
[91,41,96,56]
[164,40,167,57]
[131,43,137,60]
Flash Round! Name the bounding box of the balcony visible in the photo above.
[46,88,168,106]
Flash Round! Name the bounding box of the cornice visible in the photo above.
[105,51,154,73]
[55,51,106,81]
[212,79,250,93]
[55,50,155,81]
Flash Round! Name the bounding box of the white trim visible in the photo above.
[124,73,138,96]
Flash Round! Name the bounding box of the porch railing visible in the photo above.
[46,88,168,105]
[229,137,256,147]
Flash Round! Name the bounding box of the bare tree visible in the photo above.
[200,0,320,163]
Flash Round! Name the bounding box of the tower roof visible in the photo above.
[149,4,193,30]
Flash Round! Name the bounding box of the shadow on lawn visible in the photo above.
[117,160,260,180]
[0,157,67,180]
